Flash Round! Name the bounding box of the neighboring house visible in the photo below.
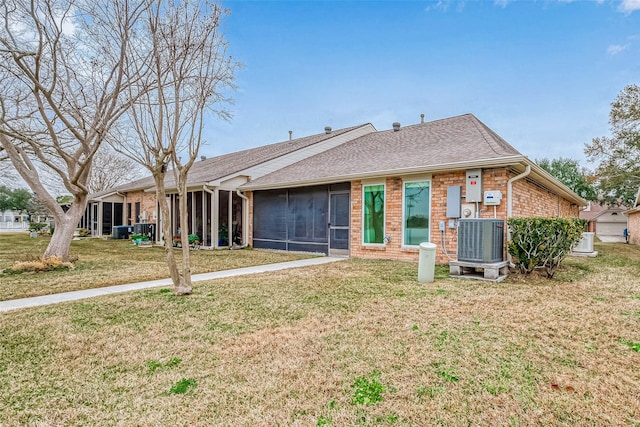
[579,202,628,242]
[241,114,585,264]
[623,189,640,245]
[0,210,29,230]
[83,123,376,245]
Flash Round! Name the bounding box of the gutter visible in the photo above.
[507,165,531,218]
[506,165,531,265]
[240,156,525,191]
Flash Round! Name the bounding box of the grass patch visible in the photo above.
[168,378,197,395]
[0,234,312,300]
[0,243,639,425]
[351,370,386,406]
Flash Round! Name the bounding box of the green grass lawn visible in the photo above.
[0,234,312,300]
[1,242,639,425]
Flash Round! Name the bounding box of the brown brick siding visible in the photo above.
[247,191,254,244]
[627,211,640,245]
[125,190,158,225]
[349,168,579,264]
[511,176,579,218]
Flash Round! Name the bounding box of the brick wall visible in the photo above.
[627,211,640,245]
[349,168,579,264]
[511,176,579,218]
[247,191,254,244]
[125,190,158,225]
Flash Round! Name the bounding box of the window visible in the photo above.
[363,184,385,244]
[403,181,430,246]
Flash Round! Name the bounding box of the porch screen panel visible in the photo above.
[287,186,328,243]
[102,202,113,235]
[113,203,124,226]
[253,190,287,245]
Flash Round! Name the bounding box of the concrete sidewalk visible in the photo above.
[0,257,344,313]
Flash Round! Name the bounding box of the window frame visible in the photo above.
[362,182,386,246]
[402,178,432,247]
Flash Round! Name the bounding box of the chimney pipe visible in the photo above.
[420,113,425,124]
[392,122,401,132]
[289,130,293,141]
[325,126,332,134]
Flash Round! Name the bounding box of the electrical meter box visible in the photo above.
[465,169,482,202]
[483,190,503,206]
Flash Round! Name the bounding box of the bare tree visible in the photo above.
[0,0,148,260]
[88,146,144,194]
[0,148,18,186]
[112,0,238,295]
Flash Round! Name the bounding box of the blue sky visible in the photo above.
[202,0,640,168]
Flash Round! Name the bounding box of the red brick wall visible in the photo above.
[349,168,579,264]
[247,191,254,244]
[627,211,640,245]
[511,176,579,218]
[125,190,158,225]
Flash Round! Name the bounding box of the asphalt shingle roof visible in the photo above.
[243,114,522,188]
[91,124,369,197]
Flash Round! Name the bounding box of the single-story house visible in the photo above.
[623,188,640,245]
[579,201,628,242]
[0,210,29,230]
[239,114,585,263]
[85,113,585,264]
[82,123,376,245]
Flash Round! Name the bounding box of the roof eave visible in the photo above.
[241,156,588,207]
[241,156,526,191]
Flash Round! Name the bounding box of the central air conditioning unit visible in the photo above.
[573,232,594,253]
[457,219,504,263]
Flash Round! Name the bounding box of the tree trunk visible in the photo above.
[154,173,191,295]
[176,176,192,295]
[42,195,87,262]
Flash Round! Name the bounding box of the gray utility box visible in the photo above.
[457,219,504,263]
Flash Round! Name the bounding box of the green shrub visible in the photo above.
[76,228,91,237]
[28,222,47,233]
[507,217,586,278]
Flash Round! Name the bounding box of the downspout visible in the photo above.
[506,165,531,264]
[236,190,249,247]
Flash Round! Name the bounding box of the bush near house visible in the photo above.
[508,217,586,278]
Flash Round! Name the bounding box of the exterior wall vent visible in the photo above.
[457,219,504,263]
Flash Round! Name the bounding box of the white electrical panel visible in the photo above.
[466,169,482,202]
[483,190,503,206]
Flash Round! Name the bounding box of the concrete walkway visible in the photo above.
[0,257,345,313]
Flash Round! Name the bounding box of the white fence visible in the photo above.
[0,221,29,231]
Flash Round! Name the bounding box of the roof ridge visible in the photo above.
[467,115,521,156]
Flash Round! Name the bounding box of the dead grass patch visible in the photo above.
[0,243,639,425]
[0,234,311,300]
